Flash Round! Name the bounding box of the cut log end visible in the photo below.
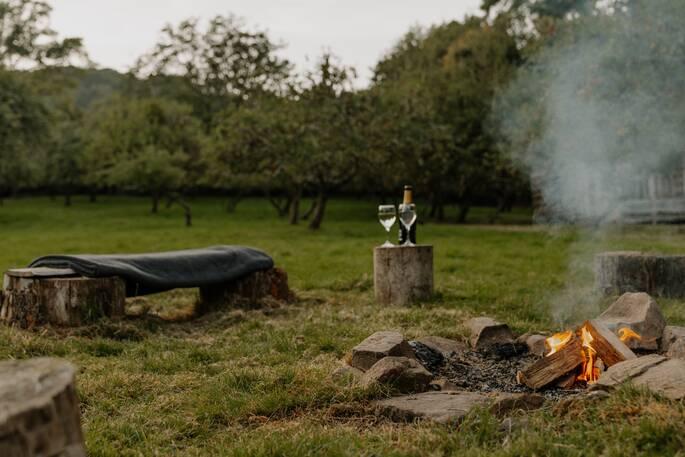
[584,319,636,367]
[0,358,86,457]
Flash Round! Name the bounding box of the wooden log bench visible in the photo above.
[595,251,685,298]
[1,266,292,328]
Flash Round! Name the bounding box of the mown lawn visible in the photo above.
[1,196,685,456]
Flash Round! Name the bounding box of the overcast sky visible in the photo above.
[48,0,482,86]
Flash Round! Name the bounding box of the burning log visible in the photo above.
[517,337,584,390]
[584,320,636,367]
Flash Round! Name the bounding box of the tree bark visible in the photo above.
[226,196,242,213]
[151,193,159,214]
[288,189,301,225]
[374,246,434,305]
[457,204,470,223]
[302,199,317,221]
[0,358,86,457]
[1,270,126,328]
[308,193,328,230]
[196,267,293,314]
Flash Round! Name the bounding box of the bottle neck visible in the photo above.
[403,189,413,205]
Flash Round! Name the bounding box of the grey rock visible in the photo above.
[591,354,685,399]
[331,364,363,382]
[429,378,460,391]
[661,326,685,353]
[516,333,548,357]
[629,358,685,400]
[375,391,491,424]
[361,356,433,393]
[374,391,544,424]
[593,354,667,389]
[416,335,466,358]
[666,338,685,360]
[466,317,515,350]
[597,292,666,351]
[350,331,415,371]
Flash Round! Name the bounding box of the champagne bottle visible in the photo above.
[398,185,417,245]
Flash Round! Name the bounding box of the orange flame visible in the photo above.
[545,330,573,356]
[618,327,641,343]
[577,326,600,384]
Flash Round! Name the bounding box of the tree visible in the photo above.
[134,15,292,127]
[84,97,204,221]
[206,94,309,223]
[298,54,366,230]
[0,0,86,69]
[369,19,523,222]
[0,70,48,198]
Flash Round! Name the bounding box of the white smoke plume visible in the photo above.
[496,0,685,224]
[493,0,685,324]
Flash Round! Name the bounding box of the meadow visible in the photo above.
[1,197,685,456]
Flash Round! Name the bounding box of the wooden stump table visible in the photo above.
[374,245,434,306]
[0,358,86,457]
[1,268,125,328]
[595,251,685,298]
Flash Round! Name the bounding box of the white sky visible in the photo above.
[48,0,482,86]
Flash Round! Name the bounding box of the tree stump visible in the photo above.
[595,252,685,298]
[0,358,86,457]
[374,245,434,306]
[196,267,293,314]
[1,268,126,328]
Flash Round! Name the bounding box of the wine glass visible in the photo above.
[378,205,397,247]
[398,203,417,246]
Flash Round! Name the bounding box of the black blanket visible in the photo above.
[29,246,274,297]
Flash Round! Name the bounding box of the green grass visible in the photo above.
[2,196,685,456]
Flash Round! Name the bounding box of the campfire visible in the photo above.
[517,320,641,390]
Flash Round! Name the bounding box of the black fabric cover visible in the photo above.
[29,245,274,297]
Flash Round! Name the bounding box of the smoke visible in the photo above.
[496,0,685,224]
[493,0,685,324]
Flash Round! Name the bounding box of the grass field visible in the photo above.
[2,196,685,456]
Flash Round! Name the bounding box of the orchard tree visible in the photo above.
[0,0,87,68]
[84,97,203,221]
[206,95,309,223]
[0,70,48,198]
[298,54,366,230]
[135,14,292,127]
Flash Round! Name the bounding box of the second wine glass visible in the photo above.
[398,203,417,246]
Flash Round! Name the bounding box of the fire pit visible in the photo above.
[335,292,685,424]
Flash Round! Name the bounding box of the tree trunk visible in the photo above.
[289,189,301,225]
[457,204,470,223]
[226,196,242,213]
[308,193,328,230]
[89,192,97,203]
[64,193,71,207]
[302,199,317,221]
[151,194,159,214]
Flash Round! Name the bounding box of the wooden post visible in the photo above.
[0,358,86,457]
[1,268,125,328]
[197,267,292,314]
[374,245,434,306]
